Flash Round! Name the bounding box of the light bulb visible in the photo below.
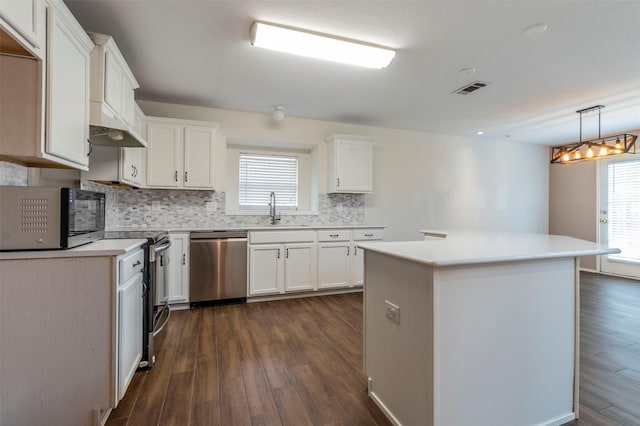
[562,152,570,162]
[599,145,608,156]
[574,150,581,160]
[587,147,594,158]
[614,138,622,153]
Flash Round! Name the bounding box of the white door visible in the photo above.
[284,243,316,292]
[146,122,182,187]
[599,158,640,278]
[317,242,350,289]
[249,245,283,295]
[183,125,216,189]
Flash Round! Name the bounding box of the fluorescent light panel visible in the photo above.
[250,21,396,69]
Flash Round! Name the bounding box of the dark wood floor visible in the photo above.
[107,293,390,426]
[108,272,640,426]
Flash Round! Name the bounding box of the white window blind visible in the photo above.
[239,153,298,209]
[607,160,640,262]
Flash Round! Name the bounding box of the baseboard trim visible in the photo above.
[247,288,362,303]
[368,390,402,426]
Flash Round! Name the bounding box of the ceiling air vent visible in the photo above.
[452,81,490,95]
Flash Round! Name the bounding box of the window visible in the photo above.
[239,153,298,210]
[607,160,640,262]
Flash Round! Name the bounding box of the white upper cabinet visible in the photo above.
[326,134,374,193]
[146,117,218,190]
[0,0,46,57]
[45,1,93,170]
[87,32,145,147]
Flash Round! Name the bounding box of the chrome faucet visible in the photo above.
[269,191,281,225]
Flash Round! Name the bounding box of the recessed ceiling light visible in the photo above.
[458,67,475,76]
[476,131,485,135]
[523,23,548,37]
[250,21,396,69]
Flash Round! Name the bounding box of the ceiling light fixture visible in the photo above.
[272,105,285,122]
[476,131,485,135]
[250,21,396,69]
[550,105,638,164]
[523,23,548,37]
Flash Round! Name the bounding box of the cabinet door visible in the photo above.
[335,140,372,192]
[0,0,43,51]
[352,244,365,286]
[168,233,189,303]
[120,76,136,127]
[103,49,122,117]
[46,7,90,169]
[146,122,182,187]
[249,244,283,295]
[318,242,351,289]
[120,147,143,187]
[284,243,317,292]
[183,125,215,189]
[118,272,142,400]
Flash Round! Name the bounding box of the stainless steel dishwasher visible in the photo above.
[190,231,248,306]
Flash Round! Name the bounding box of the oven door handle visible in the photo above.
[152,304,171,337]
[154,240,172,254]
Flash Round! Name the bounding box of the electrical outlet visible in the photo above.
[205,201,215,212]
[385,300,400,323]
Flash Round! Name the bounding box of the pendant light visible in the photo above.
[550,105,638,164]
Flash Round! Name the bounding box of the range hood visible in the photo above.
[88,106,146,148]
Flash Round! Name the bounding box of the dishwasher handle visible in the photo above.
[191,237,248,243]
[190,231,247,240]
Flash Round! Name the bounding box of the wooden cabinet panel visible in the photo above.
[284,243,317,292]
[326,134,373,193]
[249,244,283,295]
[146,122,182,187]
[317,242,351,289]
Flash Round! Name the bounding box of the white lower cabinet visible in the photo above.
[317,230,352,289]
[248,231,317,296]
[248,228,383,297]
[351,229,384,286]
[168,232,189,304]
[116,247,144,403]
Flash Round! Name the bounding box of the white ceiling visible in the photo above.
[64,0,640,146]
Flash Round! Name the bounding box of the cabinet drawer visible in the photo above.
[119,249,144,284]
[352,229,384,241]
[317,230,351,242]
[249,230,316,244]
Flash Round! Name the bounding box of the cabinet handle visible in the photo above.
[277,248,281,259]
[160,254,164,267]
[174,170,178,182]
[131,165,136,177]
[354,245,358,256]
[133,260,141,267]
[182,253,186,265]
[184,171,188,182]
[134,166,138,177]
[330,234,339,238]
[87,140,93,157]
[365,233,374,237]
[347,246,350,256]
[286,248,289,258]
[337,177,340,188]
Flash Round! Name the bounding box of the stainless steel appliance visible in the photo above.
[0,186,105,250]
[104,230,171,368]
[190,231,248,305]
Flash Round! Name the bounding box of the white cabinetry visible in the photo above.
[116,248,144,402]
[0,0,92,170]
[248,231,317,296]
[168,232,189,304]
[83,103,146,187]
[317,230,352,289]
[87,32,140,129]
[45,1,93,170]
[146,117,218,190]
[0,0,45,57]
[326,134,373,193]
[351,228,384,286]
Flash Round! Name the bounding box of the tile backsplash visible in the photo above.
[0,161,28,186]
[81,181,364,229]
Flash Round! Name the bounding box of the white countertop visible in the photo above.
[0,239,147,260]
[358,232,620,267]
[106,225,385,233]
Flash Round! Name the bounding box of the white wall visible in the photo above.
[138,100,550,241]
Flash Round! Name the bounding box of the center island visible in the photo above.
[358,232,619,426]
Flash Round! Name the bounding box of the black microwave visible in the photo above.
[0,187,106,251]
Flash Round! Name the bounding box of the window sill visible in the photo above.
[225,210,319,216]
